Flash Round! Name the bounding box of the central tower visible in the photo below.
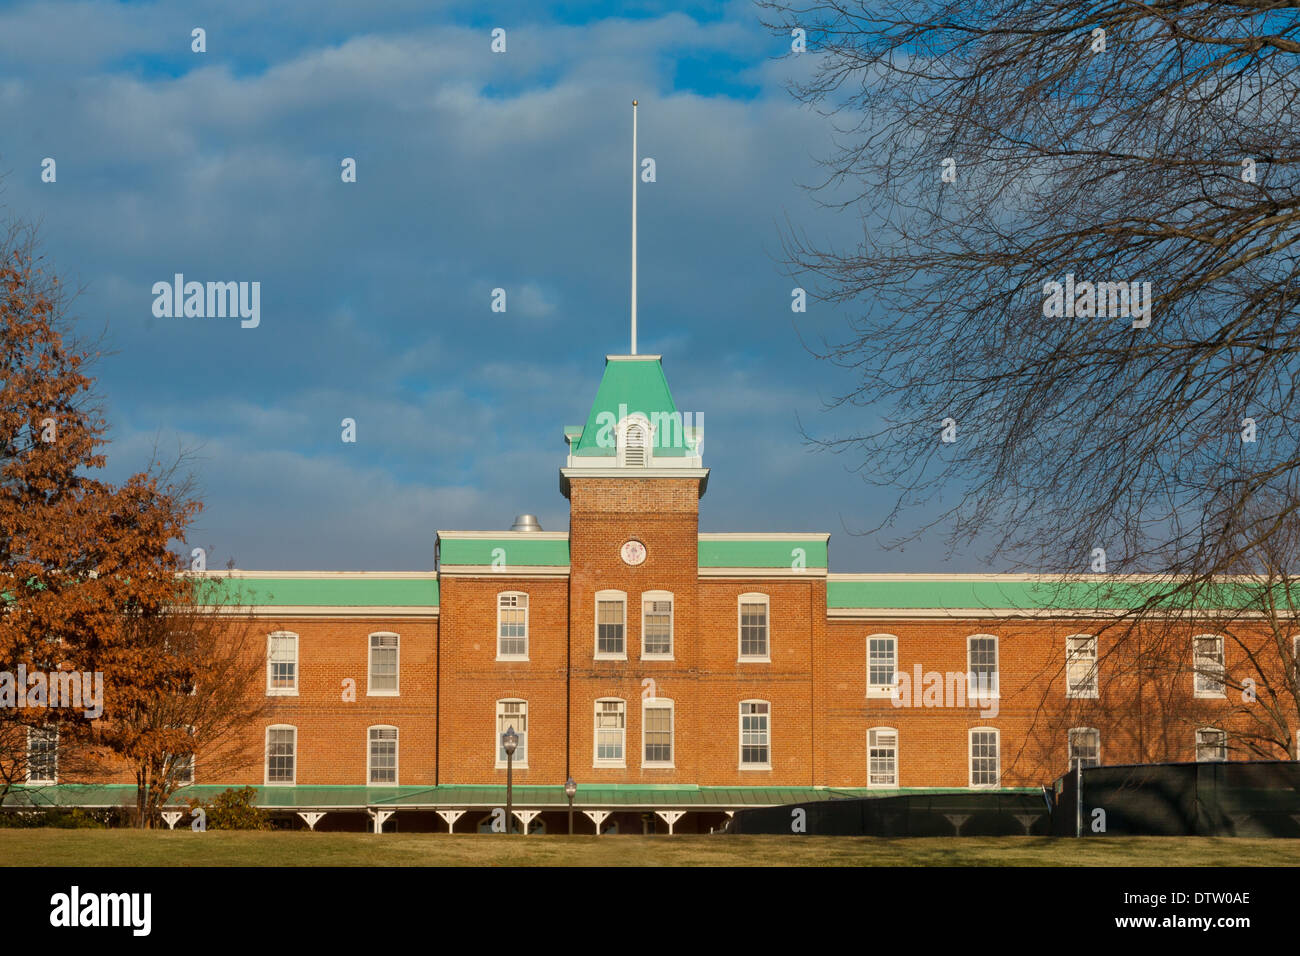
[562,354,707,782]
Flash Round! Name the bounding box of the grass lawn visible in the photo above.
[1,830,1297,866]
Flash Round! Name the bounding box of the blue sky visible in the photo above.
[0,0,972,572]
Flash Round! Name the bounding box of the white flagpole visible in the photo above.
[626,98,631,356]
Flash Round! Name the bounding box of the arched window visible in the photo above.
[738,593,770,661]
[739,700,771,769]
[497,592,529,660]
[266,631,299,696]
[969,727,999,788]
[368,632,399,696]
[265,725,297,785]
[594,699,627,767]
[368,725,399,785]
[496,699,528,768]
[867,727,898,788]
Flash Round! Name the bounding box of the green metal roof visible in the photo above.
[699,538,828,569]
[198,576,438,608]
[2,783,1034,810]
[437,537,570,567]
[825,577,1274,611]
[570,356,694,457]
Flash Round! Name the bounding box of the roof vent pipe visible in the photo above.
[511,514,543,532]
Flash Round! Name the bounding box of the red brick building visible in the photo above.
[14,353,1273,833]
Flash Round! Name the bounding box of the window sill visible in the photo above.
[1194,692,1226,700]
[496,655,529,663]
[593,761,627,769]
[264,780,296,787]
[368,781,399,787]
[739,764,772,772]
[367,690,400,697]
[866,687,895,698]
[1065,690,1099,699]
[495,763,530,771]
[642,763,675,770]
[867,782,899,790]
[641,654,674,662]
[738,656,771,664]
[266,689,299,697]
[594,653,628,662]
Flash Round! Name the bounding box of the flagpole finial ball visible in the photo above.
[633,99,638,106]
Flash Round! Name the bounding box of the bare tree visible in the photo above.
[761,0,1300,585]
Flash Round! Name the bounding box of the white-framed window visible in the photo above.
[642,698,674,768]
[595,590,627,659]
[967,634,999,699]
[368,632,399,696]
[265,725,297,785]
[1193,634,1226,698]
[969,727,1000,788]
[497,592,529,660]
[867,634,897,696]
[594,698,626,767]
[496,699,528,768]
[1292,635,1300,684]
[266,631,299,696]
[867,727,898,788]
[25,726,57,784]
[619,415,652,467]
[171,725,196,786]
[641,591,674,659]
[1067,727,1101,769]
[1066,634,1098,698]
[738,593,770,661]
[368,725,398,785]
[739,700,771,769]
[1196,727,1227,762]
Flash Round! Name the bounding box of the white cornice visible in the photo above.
[436,531,569,540]
[699,568,829,579]
[437,566,571,578]
[195,606,439,618]
[700,532,831,542]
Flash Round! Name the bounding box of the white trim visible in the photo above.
[640,590,675,660]
[367,724,399,786]
[593,697,627,768]
[1065,634,1099,699]
[367,631,400,697]
[561,467,709,480]
[266,631,299,696]
[866,633,898,697]
[966,634,1000,700]
[867,726,899,789]
[495,699,529,770]
[738,592,771,662]
[619,413,654,468]
[968,726,1000,788]
[738,699,772,770]
[264,724,297,786]
[606,353,662,361]
[641,698,675,769]
[496,591,530,661]
[595,589,628,660]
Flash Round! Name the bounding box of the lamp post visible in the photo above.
[565,777,577,835]
[502,726,518,835]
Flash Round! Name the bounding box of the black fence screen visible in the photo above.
[1053,760,1300,837]
[726,791,1051,836]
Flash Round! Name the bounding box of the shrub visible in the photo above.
[187,786,269,830]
